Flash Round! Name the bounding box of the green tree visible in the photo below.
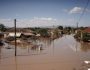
[0,24,6,32]
[58,26,63,30]
[64,27,72,34]
[38,28,49,37]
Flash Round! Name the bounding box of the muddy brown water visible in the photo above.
[0,35,90,70]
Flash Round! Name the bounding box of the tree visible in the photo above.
[63,27,72,34]
[58,26,63,30]
[38,28,49,37]
[0,24,6,32]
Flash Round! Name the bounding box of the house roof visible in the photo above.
[83,27,90,33]
[8,33,22,37]
[23,33,35,36]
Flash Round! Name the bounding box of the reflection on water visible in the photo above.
[80,42,90,52]
[0,35,90,70]
[0,37,54,58]
[0,34,90,56]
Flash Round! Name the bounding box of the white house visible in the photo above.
[8,32,22,37]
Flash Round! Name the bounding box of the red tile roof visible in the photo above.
[83,27,90,33]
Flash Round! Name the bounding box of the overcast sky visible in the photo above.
[0,0,90,27]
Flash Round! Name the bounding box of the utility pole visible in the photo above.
[77,22,78,29]
[14,19,17,56]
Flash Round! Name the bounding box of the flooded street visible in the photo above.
[0,35,90,70]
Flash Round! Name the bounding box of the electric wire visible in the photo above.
[77,0,89,26]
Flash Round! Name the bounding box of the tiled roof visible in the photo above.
[83,27,90,33]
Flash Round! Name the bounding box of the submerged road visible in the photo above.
[0,35,90,70]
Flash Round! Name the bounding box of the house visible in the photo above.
[8,32,22,38]
[83,27,90,33]
[21,33,35,38]
[3,32,9,38]
[82,27,90,41]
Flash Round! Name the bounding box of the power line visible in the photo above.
[77,0,89,27]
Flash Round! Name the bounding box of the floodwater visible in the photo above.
[0,35,90,70]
